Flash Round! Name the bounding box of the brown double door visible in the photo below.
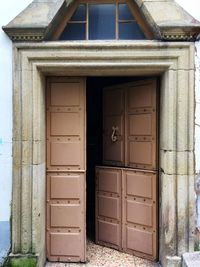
[97,79,158,260]
[46,77,158,262]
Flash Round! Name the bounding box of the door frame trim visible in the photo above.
[12,41,195,267]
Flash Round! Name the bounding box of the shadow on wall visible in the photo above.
[0,221,10,266]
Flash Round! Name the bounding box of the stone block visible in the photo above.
[160,150,195,175]
[165,256,181,267]
[13,70,22,141]
[21,165,32,254]
[159,70,177,151]
[13,141,21,166]
[32,164,45,255]
[33,141,45,165]
[22,141,33,165]
[32,71,45,142]
[177,70,194,151]
[182,252,200,267]
[21,70,33,141]
[160,173,177,256]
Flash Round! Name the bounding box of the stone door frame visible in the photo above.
[12,41,195,267]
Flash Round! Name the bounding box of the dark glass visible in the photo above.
[118,3,135,20]
[59,23,86,40]
[89,4,116,40]
[70,4,86,21]
[119,22,146,40]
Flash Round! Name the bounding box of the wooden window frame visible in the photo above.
[52,0,153,41]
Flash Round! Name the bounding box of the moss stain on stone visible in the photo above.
[4,258,37,267]
[195,241,200,251]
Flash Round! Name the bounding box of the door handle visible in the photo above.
[111,126,118,142]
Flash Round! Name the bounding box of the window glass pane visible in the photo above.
[89,4,116,40]
[119,3,135,20]
[70,4,86,21]
[119,22,146,40]
[60,23,86,40]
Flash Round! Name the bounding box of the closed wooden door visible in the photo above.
[46,77,86,262]
[97,78,158,261]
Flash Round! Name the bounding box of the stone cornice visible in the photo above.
[159,25,200,41]
[161,32,199,41]
[3,29,199,42]
[2,0,200,42]
[2,28,45,42]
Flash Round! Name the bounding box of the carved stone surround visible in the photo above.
[12,41,195,267]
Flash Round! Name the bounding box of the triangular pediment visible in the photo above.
[54,1,150,41]
[2,0,200,41]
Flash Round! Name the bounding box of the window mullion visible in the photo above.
[116,1,119,40]
[86,3,89,40]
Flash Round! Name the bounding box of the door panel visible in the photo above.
[122,169,157,260]
[126,79,157,170]
[126,227,153,255]
[104,89,124,115]
[126,200,153,227]
[98,168,120,193]
[96,166,158,260]
[48,232,83,262]
[129,114,152,136]
[49,174,82,199]
[126,172,153,199]
[127,83,154,108]
[47,78,85,172]
[97,78,158,261]
[103,88,125,166]
[103,79,157,170]
[129,141,153,166]
[50,82,81,106]
[50,204,82,227]
[96,167,122,250]
[103,140,124,163]
[50,112,81,135]
[46,77,86,263]
[98,195,120,220]
[98,220,120,246]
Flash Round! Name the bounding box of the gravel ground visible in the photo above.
[46,240,160,267]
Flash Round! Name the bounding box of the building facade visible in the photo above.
[1,0,200,266]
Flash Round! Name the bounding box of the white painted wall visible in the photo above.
[195,43,200,173]
[0,0,199,222]
[0,0,32,221]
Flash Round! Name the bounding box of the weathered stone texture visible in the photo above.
[11,41,196,267]
[3,0,200,41]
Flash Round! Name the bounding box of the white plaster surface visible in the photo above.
[0,0,32,221]
[195,42,200,173]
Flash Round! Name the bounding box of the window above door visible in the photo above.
[57,0,149,41]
